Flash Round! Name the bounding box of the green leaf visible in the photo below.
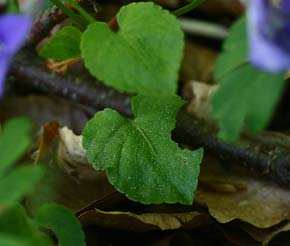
[39,26,82,60]
[0,165,44,209]
[211,64,285,142]
[214,16,247,80]
[0,234,33,246]
[0,206,51,246]
[0,118,31,176]
[82,95,203,205]
[81,2,184,94]
[35,204,85,246]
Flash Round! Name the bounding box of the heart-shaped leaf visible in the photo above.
[81,2,184,94]
[82,95,203,205]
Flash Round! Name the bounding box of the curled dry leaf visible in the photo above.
[219,222,260,246]
[195,155,290,228]
[241,222,290,246]
[46,58,81,74]
[35,122,90,181]
[35,121,60,161]
[79,209,211,232]
[57,126,89,181]
[183,81,217,121]
[27,122,116,213]
[26,158,116,213]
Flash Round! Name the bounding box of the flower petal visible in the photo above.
[0,14,32,53]
[247,0,290,72]
[280,0,290,12]
[0,55,10,96]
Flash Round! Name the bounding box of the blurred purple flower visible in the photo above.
[245,0,290,72]
[0,14,32,96]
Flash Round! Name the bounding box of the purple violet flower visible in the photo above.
[245,0,290,72]
[0,14,32,96]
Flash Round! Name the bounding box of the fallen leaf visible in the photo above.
[36,121,60,161]
[219,222,260,246]
[195,155,290,228]
[26,124,116,213]
[57,126,89,181]
[182,81,217,122]
[35,122,90,181]
[180,41,217,84]
[79,209,211,232]
[26,157,116,213]
[241,222,290,246]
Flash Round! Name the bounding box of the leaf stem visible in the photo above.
[172,0,205,17]
[49,0,87,28]
[66,0,96,24]
[7,0,19,13]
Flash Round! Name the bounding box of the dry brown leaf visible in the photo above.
[26,154,116,213]
[27,124,116,213]
[36,121,60,161]
[183,81,217,121]
[195,155,290,228]
[180,40,217,84]
[198,0,244,16]
[46,58,81,74]
[241,222,290,246]
[57,126,90,180]
[35,122,90,181]
[79,209,211,232]
[219,222,260,246]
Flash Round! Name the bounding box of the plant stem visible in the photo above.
[67,0,95,24]
[173,0,205,17]
[50,0,87,28]
[7,0,19,13]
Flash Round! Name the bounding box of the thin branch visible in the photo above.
[28,6,67,46]
[173,0,205,17]
[9,51,290,189]
[11,50,131,116]
[28,0,91,46]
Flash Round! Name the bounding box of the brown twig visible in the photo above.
[173,113,290,187]
[9,50,290,188]
[10,50,131,116]
[29,6,67,46]
[28,0,94,46]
